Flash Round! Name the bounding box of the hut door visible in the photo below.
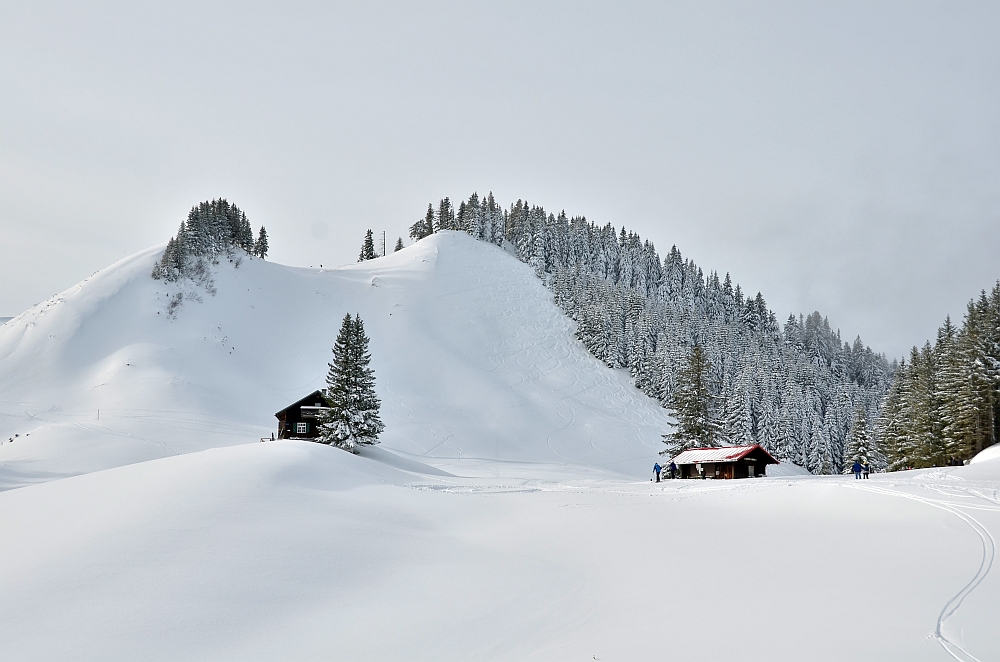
[723,465,734,480]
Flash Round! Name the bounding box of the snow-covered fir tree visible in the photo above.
[843,408,882,471]
[358,230,377,262]
[318,314,384,452]
[254,226,269,259]
[410,204,434,241]
[394,237,404,252]
[662,345,721,456]
[435,197,455,232]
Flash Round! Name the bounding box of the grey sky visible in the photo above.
[2,1,998,359]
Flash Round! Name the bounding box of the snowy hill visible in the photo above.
[0,231,672,489]
[2,231,1000,660]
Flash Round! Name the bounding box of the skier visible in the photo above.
[852,460,863,479]
[669,461,677,479]
[653,462,662,483]
[862,461,871,479]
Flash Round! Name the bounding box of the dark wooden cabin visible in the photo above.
[274,390,330,439]
[670,444,779,479]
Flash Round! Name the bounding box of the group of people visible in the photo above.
[652,462,677,482]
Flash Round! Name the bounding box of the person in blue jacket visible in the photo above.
[852,460,863,479]
[653,462,662,482]
[668,461,677,479]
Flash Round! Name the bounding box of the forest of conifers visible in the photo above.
[878,290,1000,469]
[408,193,998,473]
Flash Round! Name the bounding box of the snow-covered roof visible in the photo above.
[671,444,778,465]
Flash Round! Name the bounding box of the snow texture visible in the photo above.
[971,443,1000,465]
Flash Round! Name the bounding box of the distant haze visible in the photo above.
[2,2,998,359]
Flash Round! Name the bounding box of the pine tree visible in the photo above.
[879,364,912,470]
[661,345,720,456]
[394,237,404,252]
[254,226,269,259]
[410,204,434,241]
[237,211,254,252]
[844,408,873,470]
[318,314,384,451]
[358,229,377,262]
[436,197,455,232]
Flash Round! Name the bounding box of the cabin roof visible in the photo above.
[274,390,326,418]
[671,444,778,465]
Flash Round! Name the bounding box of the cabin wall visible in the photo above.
[275,391,327,440]
[677,460,763,479]
[276,407,321,439]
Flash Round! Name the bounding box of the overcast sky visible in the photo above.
[2,1,998,358]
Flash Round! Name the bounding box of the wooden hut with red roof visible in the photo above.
[670,444,778,479]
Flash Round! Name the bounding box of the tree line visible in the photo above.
[876,284,1000,468]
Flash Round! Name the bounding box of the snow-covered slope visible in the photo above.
[971,443,1000,465]
[1,440,998,661]
[0,232,671,489]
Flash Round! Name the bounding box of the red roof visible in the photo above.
[670,444,778,465]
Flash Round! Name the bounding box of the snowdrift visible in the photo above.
[970,443,1000,465]
[765,461,811,477]
[2,439,999,661]
[0,232,672,489]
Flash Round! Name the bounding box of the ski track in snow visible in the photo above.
[847,479,999,662]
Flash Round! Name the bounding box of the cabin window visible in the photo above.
[296,422,308,435]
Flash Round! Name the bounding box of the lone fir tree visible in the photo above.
[661,345,720,456]
[358,230,377,262]
[394,237,404,252]
[318,314,384,452]
[254,226,269,259]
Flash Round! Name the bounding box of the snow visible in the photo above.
[1,232,999,660]
[766,461,813,477]
[970,443,1000,465]
[1,443,998,660]
[0,232,672,489]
